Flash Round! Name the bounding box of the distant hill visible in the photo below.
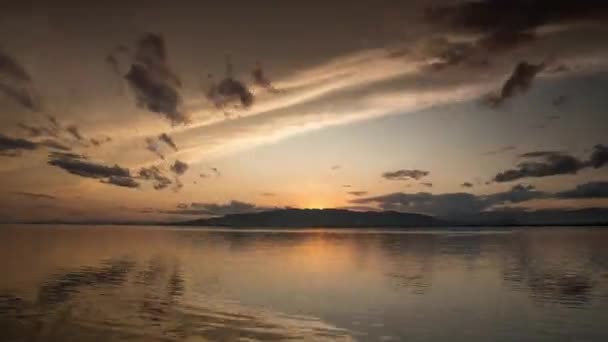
[178,208,443,228]
[447,208,608,227]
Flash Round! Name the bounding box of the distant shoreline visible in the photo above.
[5,208,608,228]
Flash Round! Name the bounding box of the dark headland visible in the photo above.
[176,208,608,228]
[177,208,442,228]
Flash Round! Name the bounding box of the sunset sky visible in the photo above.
[0,1,607,222]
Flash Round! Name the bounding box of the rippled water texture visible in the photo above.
[1,226,608,341]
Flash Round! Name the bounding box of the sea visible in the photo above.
[1,225,607,341]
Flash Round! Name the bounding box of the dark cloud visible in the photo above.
[48,153,130,179]
[494,151,584,182]
[421,182,433,188]
[123,33,187,125]
[0,134,38,156]
[342,184,352,188]
[170,160,188,176]
[556,182,608,199]
[461,182,474,188]
[188,200,268,216]
[102,176,140,188]
[18,122,58,138]
[206,56,254,109]
[0,51,31,82]
[0,83,39,111]
[415,1,608,71]
[519,151,563,158]
[493,145,608,183]
[90,136,112,147]
[352,184,546,217]
[66,125,84,141]
[484,184,545,204]
[105,45,130,77]
[348,191,368,196]
[382,169,430,181]
[39,139,71,151]
[352,192,485,217]
[138,166,172,190]
[49,151,87,160]
[487,61,546,107]
[11,191,56,200]
[252,62,279,93]
[587,144,608,169]
[209,167,221,177]
[158,133,178,151]
[47,152,138,188]
[0,50,39,110]
[145,137,164,160]
[153,201,272,216]
[19,118,108,150]
[427,1,608,52]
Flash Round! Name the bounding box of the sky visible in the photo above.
[0,0,607,223]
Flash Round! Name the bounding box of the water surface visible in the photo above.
[1,225,608,341]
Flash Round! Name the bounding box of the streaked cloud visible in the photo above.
[383,169,430,181]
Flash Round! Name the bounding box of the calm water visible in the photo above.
[1,226,608,341]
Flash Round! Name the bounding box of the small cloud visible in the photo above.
[0,134,38,157]
[145,137,164,160]
[123,33,187,125]
[486,61,546,107]
[102,176,140,188]
[252,62,279,93]
[158,133,178,151]
[206,56,254,110]
[421,182,433,188]
[261,192,276,197]
[18,122,58,138]
[587,144,608,169]
[170,160,189,176]
[90,136,112,147]
[0,50,39,110]
[342,184,352,188]
[49,151,87,160]
[138,166,172,190]
[331,165,341,170]
[382,169,430,181]
[47,152,139,189]
[209,167,221,177]
[66,125,84,141]
[348,191,368,196]
[39,139,71,151]
[461,182,473,188]
[11,191,56,200]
